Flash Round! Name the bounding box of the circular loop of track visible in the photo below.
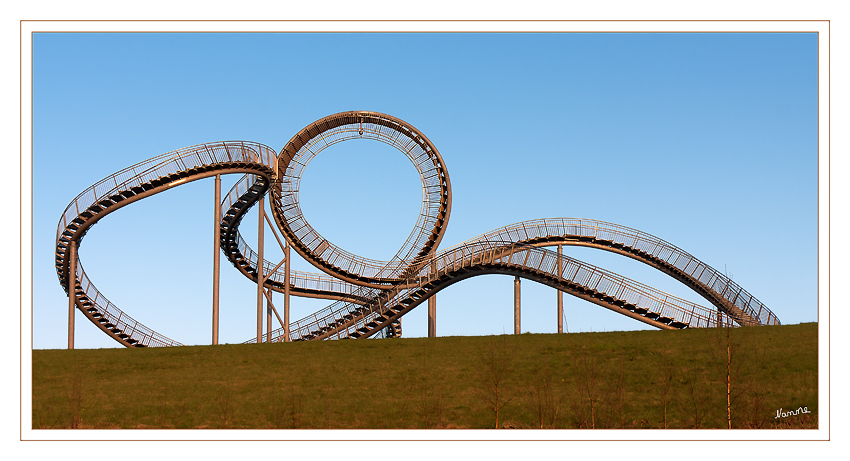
[272,111,452,287]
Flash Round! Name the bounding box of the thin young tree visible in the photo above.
[719,265,735,429]
[475,335,516,428]
[528,361,562,429]
[659,335,674,428]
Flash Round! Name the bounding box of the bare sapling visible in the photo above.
[529,361,562,429]
[475,335,516,428]
[680,368,707,428]
[217,386,233,428]
[659,335,674,429]
[68,371,83,428]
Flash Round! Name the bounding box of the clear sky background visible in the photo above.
[31,32,818,349]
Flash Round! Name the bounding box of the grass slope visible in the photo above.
[32,322,817,429]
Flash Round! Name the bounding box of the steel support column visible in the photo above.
[284,240,291,342]
[428,260,437,338]
[267,289,272,340]
[514,275,521,335]
[212,174,221,345]
[256,196,265,343]
[67,241,77,350]
[557,243,563,334]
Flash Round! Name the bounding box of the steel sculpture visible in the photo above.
[55,111,780,348]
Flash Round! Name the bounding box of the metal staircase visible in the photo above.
[56,112,779,349]
[55,141,277,347]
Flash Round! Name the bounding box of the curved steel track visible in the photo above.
[55,111,779,348]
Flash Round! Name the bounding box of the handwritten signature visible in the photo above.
[775,406,811,419]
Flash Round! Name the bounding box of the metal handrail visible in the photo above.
[58,141,276,242]
[440,218,778,326]
[262,239,736,342]
[237,215,777,330]
[56,141,278,347]
[73,259,182,347]
[57,114,777,349]
[271,111,451,285]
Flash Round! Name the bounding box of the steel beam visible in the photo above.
[428,259,437,337]
[68,241,76,350]
[557,243,563,334]
[284,239,291,342]
[514,275,521,334]
[267,290,272,340]
[256,196,265,343]
[212,174,221,345]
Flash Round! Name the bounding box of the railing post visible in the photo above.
[256,196,265,343]
[68,241,77,350]
[212,174,221,345]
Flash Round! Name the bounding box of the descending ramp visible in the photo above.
[55,141,277,347]
[454,218,779,327]
[56,111,779,348]
[261,241,741,343]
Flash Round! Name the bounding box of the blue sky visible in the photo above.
[32,32,818,349]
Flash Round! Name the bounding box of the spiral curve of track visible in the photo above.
[55,111,780,348]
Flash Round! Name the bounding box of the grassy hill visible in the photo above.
[32,322,817,429]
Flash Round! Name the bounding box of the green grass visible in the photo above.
[32,322,817,429]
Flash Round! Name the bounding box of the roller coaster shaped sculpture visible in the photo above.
[55,111,780,348]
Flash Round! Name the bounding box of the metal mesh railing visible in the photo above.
[57,116,777,349]
[256,239,736,343]
[219,173,365,299]
[73,259,182,347]
[56,141,278,347]
[443,218,778,326]
[58,141,277,243]
[273,111,450,284]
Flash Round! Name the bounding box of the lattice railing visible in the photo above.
[447,218,778,326]
[258,240,736,343]
[56,141,277,347]
[73,259,182,347]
